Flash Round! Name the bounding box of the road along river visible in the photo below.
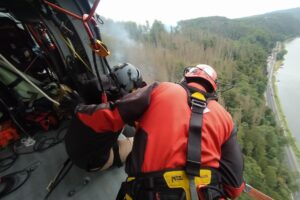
[266,39,300,200]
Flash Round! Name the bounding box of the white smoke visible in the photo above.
[100,18,156,82]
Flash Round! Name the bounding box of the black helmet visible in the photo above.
[112,63,145,93]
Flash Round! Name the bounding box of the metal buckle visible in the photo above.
[191,98,206,108]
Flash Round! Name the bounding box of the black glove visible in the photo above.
[59,90,83,115]
[121,124,136,137]
[65,113,121,171]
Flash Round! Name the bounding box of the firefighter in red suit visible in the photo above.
[70,64,245,199]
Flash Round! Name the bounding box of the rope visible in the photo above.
[61,36,92,72]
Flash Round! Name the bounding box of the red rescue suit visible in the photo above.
[76,82,245,199]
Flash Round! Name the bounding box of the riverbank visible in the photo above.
[272,42,300,161]
[268,41,300,200]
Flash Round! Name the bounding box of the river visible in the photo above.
[276,38,300,146]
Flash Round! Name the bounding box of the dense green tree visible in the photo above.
[277,49,288,60]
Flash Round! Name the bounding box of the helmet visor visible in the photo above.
[184,66,216,81]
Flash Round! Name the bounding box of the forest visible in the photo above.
[100,8,300,199]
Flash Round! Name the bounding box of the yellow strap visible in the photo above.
[125,194,133,200]
[127,177,135,182]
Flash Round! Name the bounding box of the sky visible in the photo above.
[97,0,300,25]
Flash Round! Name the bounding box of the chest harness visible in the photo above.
[116,84,225,200]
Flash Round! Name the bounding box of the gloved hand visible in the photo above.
[59,90,83,115]
[64,111,122,171]
[121,124,136,137]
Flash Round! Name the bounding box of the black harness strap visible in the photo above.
[180,83,218,199]
[180,82,217,176]
[186,96,206,176]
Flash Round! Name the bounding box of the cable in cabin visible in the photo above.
[44,158,73,200]
[92,51,107,102]
[13,124,68,155]
[0,146,18,173]
[0,161,40,199]
[43,0,110,102]
[0,97,32,140]
[72,0,109,102]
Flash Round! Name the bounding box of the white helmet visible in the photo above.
[112,63,145,93]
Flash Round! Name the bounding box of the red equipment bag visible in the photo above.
[0,121,19,148]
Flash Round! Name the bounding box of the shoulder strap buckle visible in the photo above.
[191,98,206,108]
[186,159,201,176]
[191,98,206,114]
